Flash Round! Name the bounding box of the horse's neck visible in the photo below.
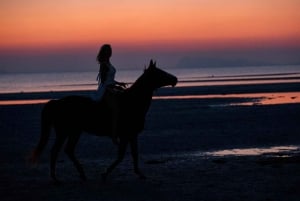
[127,87,153,110]
[126,76,153,115]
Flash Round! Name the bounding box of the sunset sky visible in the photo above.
[1,0,300,72]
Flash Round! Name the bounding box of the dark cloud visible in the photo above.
[176,48,300,68]
[1,46,299,73]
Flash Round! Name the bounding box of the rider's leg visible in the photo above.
[105,89,120,145]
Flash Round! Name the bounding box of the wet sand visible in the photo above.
[1,83,300,201]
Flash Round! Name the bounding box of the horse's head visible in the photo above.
[143,60,177,89]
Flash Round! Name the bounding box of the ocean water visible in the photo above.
[0,65,300,94]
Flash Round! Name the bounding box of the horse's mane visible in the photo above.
[126,67,153,95]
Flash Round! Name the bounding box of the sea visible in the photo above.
[1,65,300,94]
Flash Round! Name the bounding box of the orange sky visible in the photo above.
[1,0,300,50]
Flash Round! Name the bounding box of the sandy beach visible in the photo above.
[1,83,300,201]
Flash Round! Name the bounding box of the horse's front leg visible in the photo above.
[50,134,67,184]
[130,137,146,180]
[102,138,128,182]
[64,133,86,181]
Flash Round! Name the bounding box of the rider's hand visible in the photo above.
[120,82,127,88]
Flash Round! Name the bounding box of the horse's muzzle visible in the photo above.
[171,76,178,87]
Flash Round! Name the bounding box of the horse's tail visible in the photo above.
[29,100,56,164]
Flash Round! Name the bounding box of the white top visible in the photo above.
[103,63,116,86]
[95,63,116,100]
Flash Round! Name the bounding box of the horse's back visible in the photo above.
[43,95,111,135]
[46,96,94,118]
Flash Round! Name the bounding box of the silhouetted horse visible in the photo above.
[30,60,177,183]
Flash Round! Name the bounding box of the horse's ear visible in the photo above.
[149,59,156,68]
[150,59,154,66]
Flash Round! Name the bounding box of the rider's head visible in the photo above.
[97,44,112,63]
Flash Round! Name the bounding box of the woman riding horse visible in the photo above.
[29,60,177,183]
[95,44,127,145]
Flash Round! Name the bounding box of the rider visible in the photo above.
[96,44,126,145]
[96,44,126,99]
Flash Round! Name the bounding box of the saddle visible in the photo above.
[107,84,126,94]
[104,84,126,100]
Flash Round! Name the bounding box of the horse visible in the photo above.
[29,60,177,183]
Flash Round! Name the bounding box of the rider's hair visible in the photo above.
[96,44,112,63]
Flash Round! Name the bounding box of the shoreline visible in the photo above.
[1,82,300,106]
[1,82,300,101]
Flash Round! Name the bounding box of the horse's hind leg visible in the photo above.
[50,133,67,184]
[64,133,86,181]
[130,137,146,179]
[102,138,128,182]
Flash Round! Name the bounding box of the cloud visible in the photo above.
[176,48,300,68]
[1,46,300,73]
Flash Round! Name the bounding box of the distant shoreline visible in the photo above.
[1,82,300,101]
[1,66,300,94]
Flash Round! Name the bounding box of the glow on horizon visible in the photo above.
[1,92,300,106]
[1,0,300,50]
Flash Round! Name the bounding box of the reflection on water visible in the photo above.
[0,99,49,105]
[178,78,300,87]
[229,92,300,106]
[154,92,300,106]
[206,145,300,157]
[1,92,300,106]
